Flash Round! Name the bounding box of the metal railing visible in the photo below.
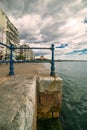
[0,42,55,76]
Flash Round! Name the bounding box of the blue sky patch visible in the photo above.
[66,49,87,55]
[56,44,68,49]
[84,17,87,23]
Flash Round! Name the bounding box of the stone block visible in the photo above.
[37,75,63,119]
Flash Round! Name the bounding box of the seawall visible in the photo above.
[0,63,63,130]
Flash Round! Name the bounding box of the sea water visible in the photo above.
[55,61,87,130]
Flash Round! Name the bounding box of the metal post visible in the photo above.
[9,44,14,75]
[50,44,55,76]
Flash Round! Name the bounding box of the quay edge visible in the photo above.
[0,64,63,130]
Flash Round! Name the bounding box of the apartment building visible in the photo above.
[0,9,6,59]
[0,9,20,59]
[19,44,35,60]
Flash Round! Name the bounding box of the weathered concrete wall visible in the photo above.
[37,75,63,119]
[0,75,37,130]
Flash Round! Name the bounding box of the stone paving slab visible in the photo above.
[0,75,37,130]
[0,63,50,83]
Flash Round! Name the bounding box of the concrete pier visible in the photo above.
[0,63,63,130]
[0,75,37,130]
[37,75,63,119]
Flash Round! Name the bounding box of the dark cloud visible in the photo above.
[82,0,87,7]
[22,0,39,14]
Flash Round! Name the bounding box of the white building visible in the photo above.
[0,9,20,59]
[19,44,35,60]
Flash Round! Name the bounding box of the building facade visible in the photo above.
[19,44,35,60]
[0,9,20,59]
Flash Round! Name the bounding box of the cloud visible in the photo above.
[9,14,42,42]
[0,0,87,60]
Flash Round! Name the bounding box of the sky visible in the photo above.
[0,0,87,60]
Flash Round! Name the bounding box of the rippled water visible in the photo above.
[55,61,87,130]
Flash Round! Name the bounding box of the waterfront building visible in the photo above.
[19,44,35,60]
[0,9,20,59]
[40,55,45,60]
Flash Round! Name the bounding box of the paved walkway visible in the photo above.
[0,63,50,130]
[0,63,50,84]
